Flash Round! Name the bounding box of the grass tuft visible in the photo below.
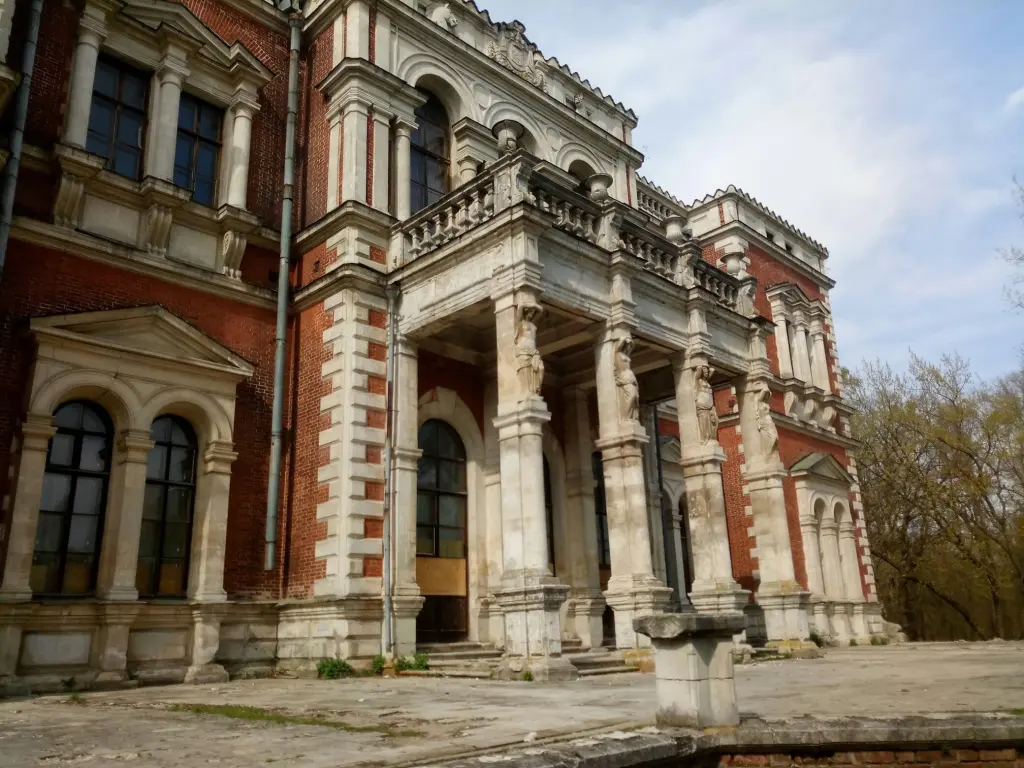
[169,703,423,737]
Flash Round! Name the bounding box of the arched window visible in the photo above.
[543,457,555,570]
[138,416,198,598]
[416,420,466,558]
[410,92,450,214]
[591,451,610,568]
[32,401,112,596]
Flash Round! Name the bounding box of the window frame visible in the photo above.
[85,55,149,181]
[416,420,467,560]
[173,91,224,208]
[137,415,198,599]
[32,401,113,598]
[410,92,451,214]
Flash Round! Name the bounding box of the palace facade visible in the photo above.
[0,0,884,688]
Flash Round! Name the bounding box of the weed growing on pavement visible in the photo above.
[169,703,423,737]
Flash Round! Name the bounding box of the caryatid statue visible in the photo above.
[514,301,544,398]
[694,364,718,445]
[614,334,640,422]
[756,383,780,461]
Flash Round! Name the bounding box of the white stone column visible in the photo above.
[95,429,154,602]
[394,121,413,220]
[809,320,831,393]
[492,288,573,681]
[341,101,369,204]
[800,519,825,597]
[818,515,845,599]
[186,441,237,603]
[90,603,141,686]
[225,96,257,209]
[63,4,110,149]
[838,517,864,601]
[481,376,505,647]
[594,327,671,650]
[562,385,605,649]
[770,304,794,379]
[370,108,391,212]
[790,312,812,385]
[672,353,747,616]
[736,359,811,647]
[0,414,56,601]
[393,335,424,655]
[149,57,189,182]
[642,407,668,585]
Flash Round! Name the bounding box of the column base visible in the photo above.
[850,602,870,642]
[0,587,32,603]
[829,600,854,643]
[184,663,230,684]
[689,582,751,615]
[569,592,606,650]
[391,592,424,658]
[495,654,578,682]
[757,581,811,643]
[495,581,569,657]
[808,596,832,643]
[604,581,673,649]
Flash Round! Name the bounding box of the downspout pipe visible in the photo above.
[0,0,44,279]
[382,283,400,656]
[265,14,302,571]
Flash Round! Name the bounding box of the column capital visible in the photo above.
[230,91,260,118]
[157,56,190,85]
[203,441,238,474]
[80,0,120,39]
[20,412,56,447]
[117,429,155,463]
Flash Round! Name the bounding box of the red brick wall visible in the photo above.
[0,241,279,598]
[418,351,486,435]
[300,26,334,226]
[716,747,1019,768]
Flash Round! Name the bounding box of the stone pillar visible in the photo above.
[492,288,573,681]
[634,612,746,729]
[150,59,189,182]
[184,605,228,683]
[809,320,831,392]
[394,121,413,220]
[642,408,668,586]
[771,305,794,379]
[800,519,825,597]
[481,376,505,647]
[594,327,671,650]
[187,441,237,603]
[562,385,605,649]
[790,312,812,385]
[392,335,424,655]
[63,3,111,149]
[453,117,500,185]
[326,113,343,211]
[341,101,369,204]
[225,97,257,209]
[370,108,392,212]
[95,429,154,602]
[736,360,811,647]
[671,353,748,616]
[90,603,141,688]
[818,516,845,599]
[838,517,864,601]
[0,413,56,602]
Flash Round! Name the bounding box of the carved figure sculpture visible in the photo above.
[487,21,546,90]
[515,302,544,397]
[756,384,780,460]
[428,3,459,29]
[737,280,756,317]
[614,335,640,422]
[694,364,718,445]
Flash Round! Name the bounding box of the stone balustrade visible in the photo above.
[694,259,740,312]
[529,179,601,245]
[401,173,497,262]
[637,187,675,222]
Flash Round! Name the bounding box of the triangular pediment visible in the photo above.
[789,452,852,484]
[31,306,253,378]
[119,0,272,85]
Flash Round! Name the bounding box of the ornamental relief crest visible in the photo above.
[487,21,547,91]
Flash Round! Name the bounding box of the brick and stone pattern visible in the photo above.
[715,747,1021,768]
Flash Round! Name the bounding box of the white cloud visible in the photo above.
[1004,86,1024,112]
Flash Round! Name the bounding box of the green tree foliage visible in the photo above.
[846,354,1024,640]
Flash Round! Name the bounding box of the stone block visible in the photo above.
[21,632,91,667]
[127,630,187,662]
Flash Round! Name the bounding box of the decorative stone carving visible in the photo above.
[493,119,525,154]
[737,278,757,317]
[219,231,247,279]
[514,301,544,398]
[614,335,640,422]
[216,205,260,279]
[694,365,718,445]
[140,204,174,257]
[52,144,106,229]
[428,3,459,30]
[585,173,613,202]
[756,384,780,461]
[487,21,546,90]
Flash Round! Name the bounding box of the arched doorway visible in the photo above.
[415,419,468,643]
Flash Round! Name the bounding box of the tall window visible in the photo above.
[86,57,148,180]
[592,452,611,568]
[31,401,112,596]
[174,93,222,207]
[416,420,466,558]
[138,416,198,598]
[543,457,555,569]
[410,92,450,214]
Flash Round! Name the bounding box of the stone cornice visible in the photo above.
[291,260,385,311]
[294,199,394,255]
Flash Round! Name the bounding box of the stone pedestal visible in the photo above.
[184,606,229,684]
[808,596,832,641]
[90,603,142,688]
[634,611,746,729]
[570,592,607,650]
[392,592,424,658]
[493,583,576,681]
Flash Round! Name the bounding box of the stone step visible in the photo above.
[399,667,494,679]
[577,663,636,677]
[427,656,503,668]
[422,649,504,661]
[567,650,635,676]
[418,641,496,654]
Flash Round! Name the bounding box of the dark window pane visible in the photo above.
[49,433,75,467]
[122,75,147,109]
[94,63,117,97]
[72,476,104,516]
[169,421,188,445]
[169,446,194,483]
[136,559,154,595]
[178,98,196,130]
[436,426,461,459]
[426,158,447,193]
[410,183,427,214]
[438,495,464,528]
[113,147,141,180]
[117,110,142,146]
[67,514,99,553]
[81,406,106,433]
[166,486,192,522]
[438,460,464,492]
[418,422,438,456]
[410,154,427,185]
[151,417,172,443]
[86,131,110,159]
[174,166,191,190]
[199,107,221,140]
[147,445,168,480]
[79,435,108,471]
[175,136,193,175]
[416,526,435,555]
[87,100,114,142]
[196,142,217,177]
[416,493,433,525]
[437,527,464,558]
[33,512,63,553]
[193,180,214,207]
[143,484,165,520]
[158,562,186,596]
[161,522,189,558]
[31,553,60,594]
[139,519,160,558]
[417,460,437,490]
[40,473,71,512]
[62,552,94,594]
[54,402,83,430]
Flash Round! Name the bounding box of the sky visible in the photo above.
[474,0,1024,380]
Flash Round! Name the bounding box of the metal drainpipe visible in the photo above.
[0,0,44,279]
[265,14,302,571]
[382,284,400,656]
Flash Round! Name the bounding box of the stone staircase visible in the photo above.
[416,641,504,678]
[563,639,637,677]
